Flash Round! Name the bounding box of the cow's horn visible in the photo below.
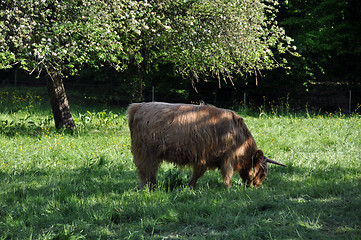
[266,157,287,167]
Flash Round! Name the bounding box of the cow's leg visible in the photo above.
[134,155,161,190]
[221,162,234,188]
[136,167,159,190]
[134,157,148,188]
[189,165,207,188]
[147,162,160,190]
[136,167,148,189]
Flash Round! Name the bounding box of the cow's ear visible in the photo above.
[232,113,245,128]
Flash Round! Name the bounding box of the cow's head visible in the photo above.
[240,150,286,187]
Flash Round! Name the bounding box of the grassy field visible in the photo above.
[0,88,360,239]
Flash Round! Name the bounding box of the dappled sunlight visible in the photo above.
[171,104,232,127]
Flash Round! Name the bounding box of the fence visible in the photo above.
[1,70,360,113]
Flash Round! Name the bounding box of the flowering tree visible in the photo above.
[163,0,293,86]
[120,0,293,90]
[0,0,291,129]
[0,0,131,129]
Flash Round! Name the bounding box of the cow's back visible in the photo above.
[128,102,241,166]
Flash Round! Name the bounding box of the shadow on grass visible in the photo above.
[0,162,360,239]
[0,163,137,239]
[0,124,45,137]
[262,164,361,238]
[0,119,128,139]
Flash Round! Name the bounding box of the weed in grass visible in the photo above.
[51,224,86,240]
[159,167,189,192]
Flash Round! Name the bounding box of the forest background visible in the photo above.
[1,0,361,117]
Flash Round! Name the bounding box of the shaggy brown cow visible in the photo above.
[127,102,286,189]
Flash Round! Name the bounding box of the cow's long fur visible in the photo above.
[127,102,268,189]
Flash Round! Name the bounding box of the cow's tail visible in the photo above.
[127,103,142,131]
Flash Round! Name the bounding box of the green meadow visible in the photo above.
[1,88,360,239]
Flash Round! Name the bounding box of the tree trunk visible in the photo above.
[46,71,76,131]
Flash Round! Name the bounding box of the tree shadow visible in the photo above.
[0,163,138,239]
[1,161,360,239]
[228,164,361,239]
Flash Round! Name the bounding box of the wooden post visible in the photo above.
[14,70,17,87]
[244,92,247,111]
[349,89,352,113]
[152,86,155,102]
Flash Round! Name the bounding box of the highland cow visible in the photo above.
[127,102,286,189]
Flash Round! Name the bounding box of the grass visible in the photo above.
[0,87,361,239]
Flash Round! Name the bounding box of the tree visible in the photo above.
[125,0,294,90]
[0,0,128,130]
[165,0,294,86]
[1,0,292,129]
